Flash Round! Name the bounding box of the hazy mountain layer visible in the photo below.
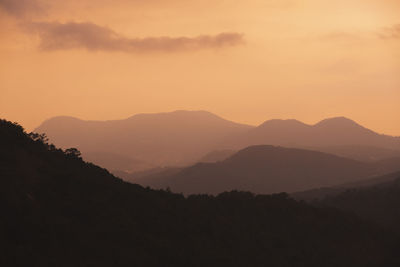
[132,145,400,195]
[224,117,400,152]
[35,112,400,174]
[293,171,400,201]
[34,110,252,169]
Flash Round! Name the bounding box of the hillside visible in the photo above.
[34,110,252,170]
[319,173,400,233]
[1,119,400,266]
[132,145,400,195]
[309,145,400,162]
[197,149,236,163]
[293,171,400,201]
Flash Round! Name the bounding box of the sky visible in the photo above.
[0,0,399,135]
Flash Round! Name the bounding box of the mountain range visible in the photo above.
[233,117,399,148]
[35,111,400,174]
[223,117,400,159]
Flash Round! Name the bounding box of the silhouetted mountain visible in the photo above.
[197,149,236,163]
[293,171,400,201]
[133,145,400,195]
[308,145,400,162]
[1,119,400,267]
[319,172,400,233]
[34,110,252,169]
[373,156,400,173]
[225,117,400,160]
[35,114,400,174]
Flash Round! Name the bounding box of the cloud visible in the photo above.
[378,24,400,39]
[0,0,44,17]
[26,21,245,53]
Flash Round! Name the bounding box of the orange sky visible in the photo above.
[0,0,399,135]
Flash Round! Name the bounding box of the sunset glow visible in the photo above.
[0,0,399,134]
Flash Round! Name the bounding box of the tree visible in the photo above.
[28,132,49,143]
[65,148,81,158]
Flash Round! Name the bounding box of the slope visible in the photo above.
[133,145,400,195]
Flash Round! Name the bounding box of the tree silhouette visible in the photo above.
[65,147,82,158]
[28,132,49,143]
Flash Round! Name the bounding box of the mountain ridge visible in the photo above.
[34,110,253,170]
[225,116,400,151]
[130,145,400,195]
[35,112,400,174]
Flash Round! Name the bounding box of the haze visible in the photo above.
[0,0,399,134]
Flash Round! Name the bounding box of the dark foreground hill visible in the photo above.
[132,145,400,195]
[317,173,400,234]
[291,171,400,233]
[293,171,400,201]
[1,119,400,267]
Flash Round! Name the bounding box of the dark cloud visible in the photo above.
[0,0,44,17]
[378,24,400,39]
[26,21,245,53]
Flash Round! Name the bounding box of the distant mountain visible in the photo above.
[35,113,400,173]
[293,171,400,201]
[117,166,184,184]
[197,149,236,163]
[224,117,400,159]
[307,145,400,162]
[133,145,400,195]
[4,119,399,266]
[34,110,252,169]
[83,151,155,173]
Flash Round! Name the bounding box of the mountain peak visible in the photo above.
[35,116,83,130]
[314,117,362,128]
[43,116,82,122]
[259,119,310,128]
[127,110,227,121]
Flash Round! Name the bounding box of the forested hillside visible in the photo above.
[1,119,399,267]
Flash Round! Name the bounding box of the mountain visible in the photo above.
[34,110,252,169]
[1,119,400,266]
[132,145,400,195]
[197,149,236,163]
[83,151,155,173]
[35,114,400,174]
[116,166,184,184]
[293,171,400,201]
[224,117,400,159]
[318,172,400,233]
[309,145,400,162]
